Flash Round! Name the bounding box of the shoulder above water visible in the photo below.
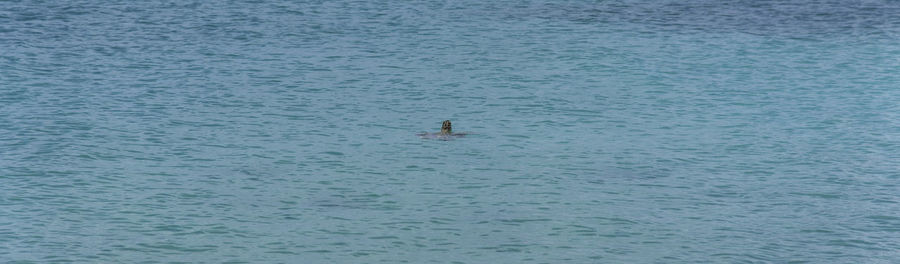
[417,132,467,140]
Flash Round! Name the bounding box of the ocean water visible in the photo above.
[2,0,900,263]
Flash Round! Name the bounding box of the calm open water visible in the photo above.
[2,0,900,263]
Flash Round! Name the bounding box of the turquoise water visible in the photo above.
[2,0,900,263]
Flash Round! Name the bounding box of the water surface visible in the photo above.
[2,0,900,263]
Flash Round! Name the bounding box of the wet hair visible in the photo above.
[441,120,452,134]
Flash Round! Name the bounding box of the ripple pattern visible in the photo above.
[2,0,900,263]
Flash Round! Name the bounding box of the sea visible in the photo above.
[2,0,899,263]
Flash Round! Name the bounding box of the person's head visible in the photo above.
[441,120,452,134]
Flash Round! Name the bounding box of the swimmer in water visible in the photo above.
[419,120,467,139]
[440,120,452,135]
